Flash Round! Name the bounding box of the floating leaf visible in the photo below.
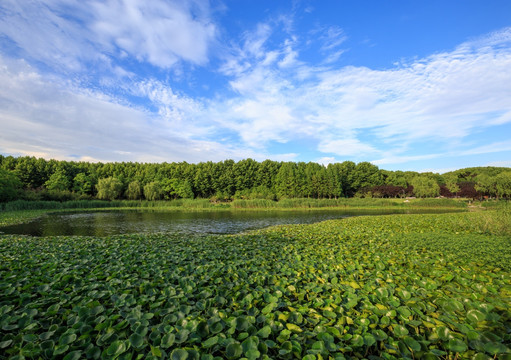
[161,333,175,349]
[107,340,127,357]
[446,339,468,353]
[202,336,219,348]
[483,342,509,355]
[129,333,145,348]
[0,340,13,349]
[466,309,486,323]
[59,333,76,346]
[225,343,243,359]
[403,336,421,352]
[286,323,302,333]
[171,348,189,360]
[257,325,272,338]
[393,325,409,338]
[63,351,82,360]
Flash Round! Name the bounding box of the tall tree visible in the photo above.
[443,173,460,196]
[144,181,163,201]
[275,162,302,198]
[495,172,511,199]
[351,162,383,193]
[73,173,93,195]
[126,180,142,200]
[411,176,440,198]
[96,177,123,200]
[233,159,260,192]
[44,169,71,191]
[0,169,22,202]
[475,174,497,199]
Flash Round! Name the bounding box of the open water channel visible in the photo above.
[0,209,460,237]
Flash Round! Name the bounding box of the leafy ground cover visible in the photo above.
[0,211,510,359]
[0,210,50,227]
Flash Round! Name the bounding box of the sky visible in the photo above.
[1,0,511,173]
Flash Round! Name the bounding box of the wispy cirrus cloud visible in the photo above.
[212,25,511,164]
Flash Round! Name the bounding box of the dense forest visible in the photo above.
[1,155,510,202]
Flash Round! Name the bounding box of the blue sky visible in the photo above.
[1,0,510,172]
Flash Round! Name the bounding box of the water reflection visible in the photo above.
[0,209,460,237]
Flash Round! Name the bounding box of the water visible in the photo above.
[0,209,458,237]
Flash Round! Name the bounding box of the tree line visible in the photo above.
[1,155,510,202]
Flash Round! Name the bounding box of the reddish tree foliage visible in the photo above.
[457,182,479,199]
[361,185,408,198]
[439,185,453,198]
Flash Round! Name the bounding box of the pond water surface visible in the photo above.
[0,208,462,237]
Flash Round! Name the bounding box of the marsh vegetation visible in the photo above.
[0,204,510,359]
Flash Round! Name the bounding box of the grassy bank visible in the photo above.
[1,197,469,212]
[230,197,469,209]
[0,210,510,359]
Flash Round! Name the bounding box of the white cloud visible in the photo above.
[0,0,217,71]
[0,56,262,163]
[372,153,443,166]
[318,26,347,51]
[91,0,217,68]
[318,139,378,157]
[214,26,511,164]
[459,141,511,156]
[316,157,337,166]
[1,0,510,170]
[486,160,511,168]
[0,0,97,72]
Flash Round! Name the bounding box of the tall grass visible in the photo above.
[479,200,510,209]
[403,198,467,208]
[232,198,467,209]
[474,202,511,236]
[1,197,467,212]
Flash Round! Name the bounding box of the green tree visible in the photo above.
[176,180,194,199]
[325,165,342,199]
[144,181,163,200]
[44,169,70,191]
[475,174,496,199]
[383,170,409,188]
[14,156,45,189]
[96,177,123,200]
[275,162,304,198]
[411,176,440,198]
[257,160,280,192]
[126,180,142,200]
[194,162,214,198]
[495,172,511,199]
[351,162,384,192]
[233,159,260,192]
[443,173,460,196]
[0,169,22,202]
[161,178,194,199]
[73,173,93,195]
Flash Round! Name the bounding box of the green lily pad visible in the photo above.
[226,343,243,359]
[171,348,189,360]
[393,324,409,337]
[446,339,468,353]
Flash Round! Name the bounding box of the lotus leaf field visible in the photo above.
[1,210,510,359]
